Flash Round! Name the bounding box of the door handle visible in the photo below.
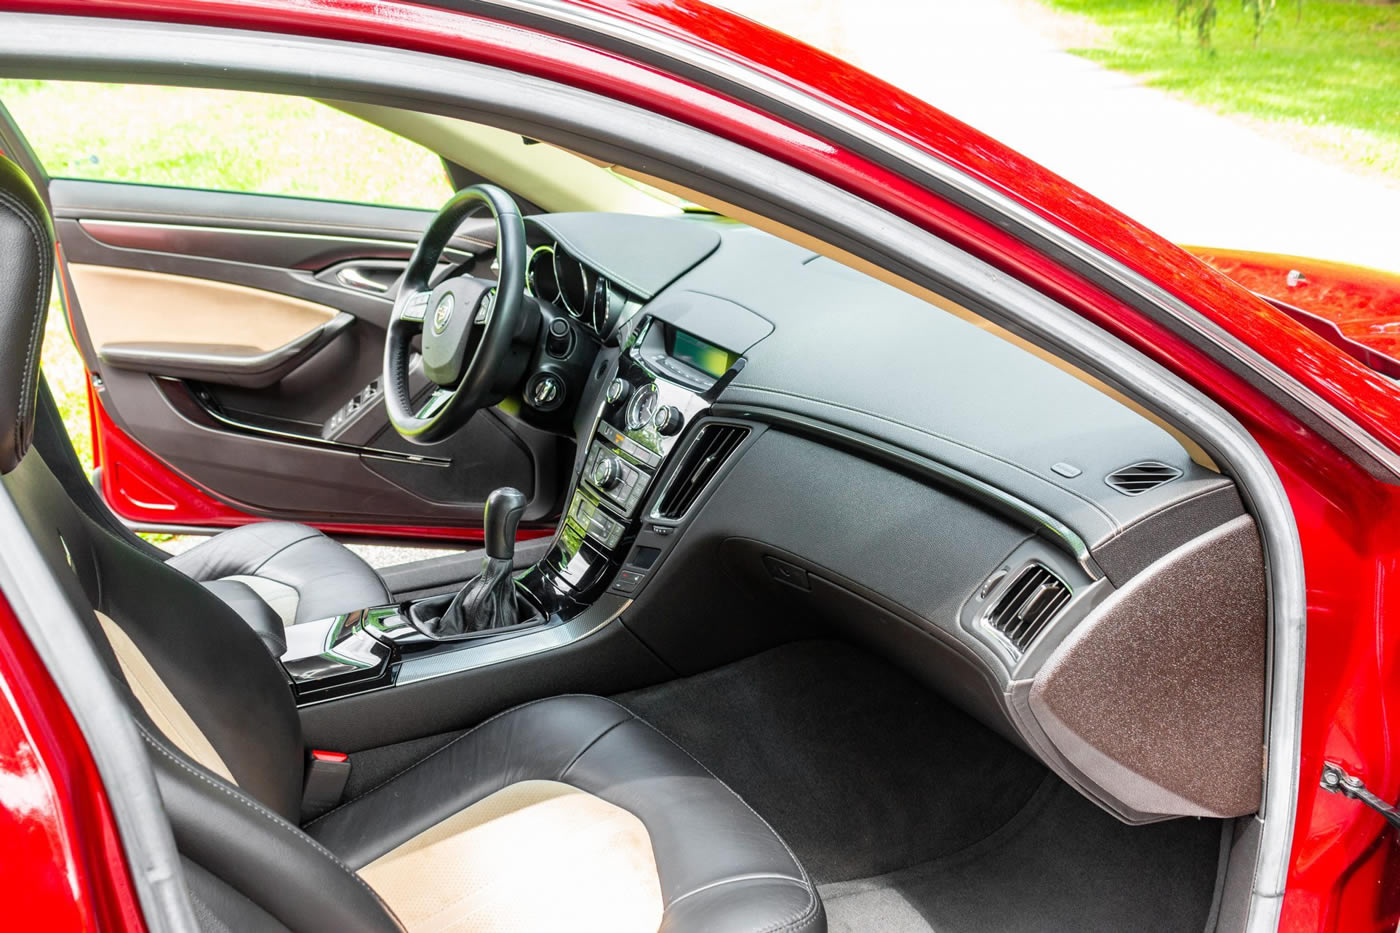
[336,264,396,293]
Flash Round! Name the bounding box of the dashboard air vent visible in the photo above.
[1105,460,1182,496]
[985,564,1071,654]
[655,424,749,519]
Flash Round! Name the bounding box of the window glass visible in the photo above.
[0,81,452,207]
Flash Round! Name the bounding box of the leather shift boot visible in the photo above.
[426,556,517,636]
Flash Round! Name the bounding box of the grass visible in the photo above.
[0,82,451,493]
[1039,0,1400,180]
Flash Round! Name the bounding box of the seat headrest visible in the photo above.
[0,154,54,474]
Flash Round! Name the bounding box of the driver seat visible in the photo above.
[0,155,824,932]
[31,385,389,652]
[13,244,390,648]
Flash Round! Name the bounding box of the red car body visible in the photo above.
[1,1,1398,931]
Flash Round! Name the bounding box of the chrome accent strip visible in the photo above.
[525,243,559,302]
[553,244,591,319]
[80,218,418,248]
[74,217,491,252]
[393,596,628,686]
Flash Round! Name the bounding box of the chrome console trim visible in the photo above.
[394,594,630,686]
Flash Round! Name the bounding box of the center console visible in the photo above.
[280,306,764,706]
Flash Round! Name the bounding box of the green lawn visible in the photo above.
[0,81,450,476]
[1039,0,1400,179]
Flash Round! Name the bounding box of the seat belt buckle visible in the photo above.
[303,749,351,813]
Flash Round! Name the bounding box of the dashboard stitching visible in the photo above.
[728,382,1121,532]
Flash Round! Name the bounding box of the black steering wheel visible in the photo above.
[384,184,528,444]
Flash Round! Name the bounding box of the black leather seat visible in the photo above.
[169,521,390,647]
[0,155,824,932]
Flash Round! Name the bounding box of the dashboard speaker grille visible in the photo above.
[655,424,749,519]
[1105,460,1182,496]
[985,564,1070,654]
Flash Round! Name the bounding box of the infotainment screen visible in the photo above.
[667,326,739,379]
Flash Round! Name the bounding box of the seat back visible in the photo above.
[0,154,403,931]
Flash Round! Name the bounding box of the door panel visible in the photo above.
[41,180,561,539]
[70,263,340,355]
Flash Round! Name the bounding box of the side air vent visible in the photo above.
[1105,460,1182,496]
[984,564,1071,655]
[655,424,750,519]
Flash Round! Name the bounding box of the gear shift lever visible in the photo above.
[418,487,532,637]
[483,486,527,563]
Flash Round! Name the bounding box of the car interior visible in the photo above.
[0,85,1268,933]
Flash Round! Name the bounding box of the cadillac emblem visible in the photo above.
[430,292,455,335]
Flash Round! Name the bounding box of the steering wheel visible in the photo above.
[384,184,529,444]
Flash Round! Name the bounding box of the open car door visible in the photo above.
[0,87,562,542]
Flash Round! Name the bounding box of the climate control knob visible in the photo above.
[652,405,684,436]
[605,377,630,406]
[592,454,622,490]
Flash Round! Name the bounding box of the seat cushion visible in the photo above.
[167,521,389,628]
[305,695,825,933]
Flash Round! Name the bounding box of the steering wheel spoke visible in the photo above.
[416,387,454,420]
[383,185,528,445]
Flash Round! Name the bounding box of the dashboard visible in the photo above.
[512,210,1266,829]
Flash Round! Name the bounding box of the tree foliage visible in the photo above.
[1175,0,1282,48]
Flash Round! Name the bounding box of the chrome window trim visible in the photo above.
[0,16,1304,930]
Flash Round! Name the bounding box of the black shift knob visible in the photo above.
[484,487,527,560]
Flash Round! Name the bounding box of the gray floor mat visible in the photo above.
[615,639,1221,932]
[820,778,1221,933]
[616,639,1048,884]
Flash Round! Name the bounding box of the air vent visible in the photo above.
[654,424,750,519]
[1105,460,1182,496]
[984,564,1071,654]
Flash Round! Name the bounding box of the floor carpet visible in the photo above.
[615,639,1221,933]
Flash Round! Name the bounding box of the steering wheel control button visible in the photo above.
[652,405,684,436]
[399,292,429,322]
[474,288,495,325]
[606,378,630,406]
[526,373,564,412]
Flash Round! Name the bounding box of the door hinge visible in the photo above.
[1320,762,1400,831]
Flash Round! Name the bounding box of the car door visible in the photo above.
[0,84,562,542]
